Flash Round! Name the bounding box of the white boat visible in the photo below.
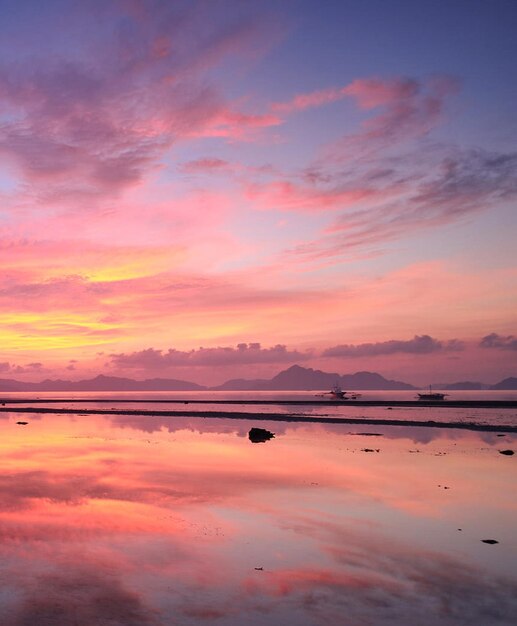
[329,383,347,399]
[315,384,361,400]
[417,386,448,401]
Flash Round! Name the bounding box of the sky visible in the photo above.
[1,0,516,386]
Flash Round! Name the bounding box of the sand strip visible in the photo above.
[1,406,516,433]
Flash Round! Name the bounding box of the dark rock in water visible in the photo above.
[248,427,275,443]
[16,421,28,425]
[481,539,499,544]
[361,448,380,452]
[499,449,514,456]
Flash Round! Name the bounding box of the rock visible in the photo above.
[16,421,28,425]
[254,567,263,571]
[248,427,275,443]
[481,539,499,544]
[499,449,514,456]
[361,448,380,452]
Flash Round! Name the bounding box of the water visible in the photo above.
[2,390,517,428]
[0,409,515,624]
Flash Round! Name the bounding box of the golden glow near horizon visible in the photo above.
[1,1,516,385]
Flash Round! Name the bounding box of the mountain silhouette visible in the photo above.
[212,364,415,390]
[490,377,517,390]
[0,366,514,392]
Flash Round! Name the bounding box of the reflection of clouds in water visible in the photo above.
[0,565,157,626]
[107,414,516,446]
[0,506,515,626]
[110,413,251,437]
[0,415,515,624]
[0,412,44,422]
[242,561,517,625]
[243,517,517,626]
[0,463,312,513]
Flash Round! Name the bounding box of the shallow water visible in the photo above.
[2,390,517,428]
[0,410,515,625]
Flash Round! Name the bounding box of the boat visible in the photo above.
[315,383,361,400]
[417,386,448,401]
[329,383,347,399]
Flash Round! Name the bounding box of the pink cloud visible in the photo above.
[0,2,284,205]
[193,109,281,140]
[272,76,457,118]
[245,179,397,212]
[110,343,313,370]
[283,148,517,261]
[179,158,231,174]
[480,333,517,351]
[323,335,464,358]
[331,76,459,159]
[0,362,43,375]
[272,86,349,113]
[271,77,459,173]
[272,77,421,115]
[343,77,420,109]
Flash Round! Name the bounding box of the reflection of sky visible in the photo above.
[5,389,517,429]
[0,413,515,624]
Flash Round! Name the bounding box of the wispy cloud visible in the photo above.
[272,76,424,114]
[272,76,458,158]
[0,1,282,206]
[284,147,517,261]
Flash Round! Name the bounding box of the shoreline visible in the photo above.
[1,405,516,433]
[1,397,517,409]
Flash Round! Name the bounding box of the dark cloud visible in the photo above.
[323,335,463,358]
[480,333,517,351]
[0,362,43,375]
[110,342,313,369]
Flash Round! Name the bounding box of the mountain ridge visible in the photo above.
[0,365,514,392]
[212,365,416,390]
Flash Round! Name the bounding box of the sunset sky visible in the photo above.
[1,0,516,385]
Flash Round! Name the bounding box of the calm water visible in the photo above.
[0,409,515,625]
[3,390,517,427]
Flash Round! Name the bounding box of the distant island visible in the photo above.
[0,374,205,392]
[434,381,485,390]
[211,365,415,391]
[0,365,515,392]
[490,377,517,390]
